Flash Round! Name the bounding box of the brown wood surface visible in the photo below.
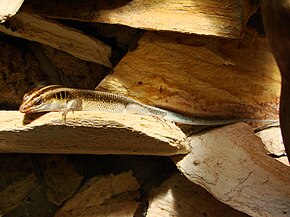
[0,111,189,156]
[21,0,257,38]
[98,29,280,120]
[0,12,112,67]
[173,123,290,217]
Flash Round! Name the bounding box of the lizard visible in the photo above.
[19,85,277,125]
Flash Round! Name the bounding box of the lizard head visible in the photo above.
[19,85,66,113]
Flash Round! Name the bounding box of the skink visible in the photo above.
[19,85,276,125]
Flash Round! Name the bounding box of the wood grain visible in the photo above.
[0,111,189,156]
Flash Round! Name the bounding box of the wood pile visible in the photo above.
[0,0,289,217]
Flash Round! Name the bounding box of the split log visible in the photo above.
[98,29,280,120]
[0,0,24,23]
[0,111,189,155]
[54,171,140,217]
[173,123,290,217]
[21,0,257,39]
[147,173,248,217]
[0,12,112,67]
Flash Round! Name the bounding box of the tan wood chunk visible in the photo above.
[0,111,189,156]
[22,0,257,38]
[0,12,112,67]
[173,123,290,217]
[147,173,249,217]
[98,29,280,120]
[54,171,140,217]
[38,155,83,205]
[0,0,24,23]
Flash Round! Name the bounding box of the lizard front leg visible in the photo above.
[62,99,82,122]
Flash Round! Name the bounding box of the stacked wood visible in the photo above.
[0,0,288,217]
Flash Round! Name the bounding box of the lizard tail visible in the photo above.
[147,106,277,125]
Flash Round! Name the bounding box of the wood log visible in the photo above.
[173,123,290,217]
[0,12,112,67]
[0,111,189,156]
[21,0,257,39]
[98,29,280,120]
[0,0,24,23]
[147,173,248,217]
[54,171,140,217]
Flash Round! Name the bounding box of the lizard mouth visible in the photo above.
[19,103,35,113]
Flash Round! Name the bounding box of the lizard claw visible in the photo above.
[61,109,74,123]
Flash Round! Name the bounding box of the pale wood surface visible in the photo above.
[0,111,189,156]
[0,12,112,67]
[22,0,257,38]
[54,171,140,217]
[98,29,280,120]
[173,123,290,217]
[147,173,249,217]
[0,0,24,23]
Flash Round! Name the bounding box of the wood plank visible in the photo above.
[0,12,112,67]
[0,0,24,23]
[0,111,189,156]
[21,0,257,38]
[173,123,290,217]
[98,29,280,120]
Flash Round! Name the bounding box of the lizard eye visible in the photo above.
[34,98,43,106]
